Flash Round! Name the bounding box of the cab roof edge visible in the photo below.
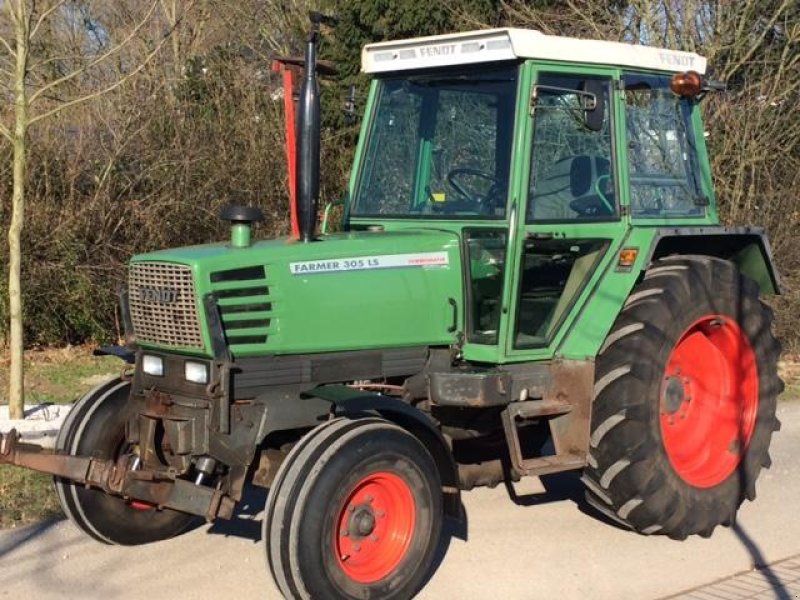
[361,28,707,76]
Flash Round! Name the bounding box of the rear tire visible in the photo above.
[264,418,443,599]
[54,377,196,545]
[583,256,782,539]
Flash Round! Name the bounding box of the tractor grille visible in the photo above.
[209,265,272,351]
[128,262,204,350]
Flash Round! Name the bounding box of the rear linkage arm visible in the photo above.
[0,429,234,521]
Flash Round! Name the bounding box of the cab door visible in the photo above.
[503,66,630,361]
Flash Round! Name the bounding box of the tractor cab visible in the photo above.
[348,29,721,365]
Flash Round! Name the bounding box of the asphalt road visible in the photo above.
[1,398,799,600]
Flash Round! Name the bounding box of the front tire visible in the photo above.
[264,418,443,599]
[583,256,782,539]
[54,377,196,545]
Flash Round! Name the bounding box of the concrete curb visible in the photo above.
[0,404,73,449]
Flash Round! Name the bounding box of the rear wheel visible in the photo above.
[264,418,443,599]
[583,256,782,539]
[54,377,195,545]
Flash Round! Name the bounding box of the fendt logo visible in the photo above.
[659,52,696,68]
[139,287,180,304]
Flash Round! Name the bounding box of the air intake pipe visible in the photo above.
[220,204,264,248]
[296,13,327,243]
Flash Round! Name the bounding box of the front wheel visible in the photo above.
[54,377,196,545]
[264,418,443,599]
[583,256,782,539]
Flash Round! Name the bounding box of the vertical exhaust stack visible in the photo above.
[296,13,326,243]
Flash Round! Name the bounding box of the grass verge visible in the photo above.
[0,465,62,528]
[0,345,120,406]
[1,345,118,528]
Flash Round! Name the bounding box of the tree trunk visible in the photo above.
[8,2,29,420]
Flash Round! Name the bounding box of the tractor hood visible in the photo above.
[128,229,463,357]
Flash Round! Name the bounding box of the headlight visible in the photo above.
[142,355,164,377]
[184,361,209,384]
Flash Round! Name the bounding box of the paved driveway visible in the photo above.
[1,399,798,599]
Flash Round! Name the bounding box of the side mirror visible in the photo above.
[580,79,606,132]
[532,82,606,132]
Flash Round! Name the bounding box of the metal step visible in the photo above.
[506,399,573,419]
[501,399,587,477]
[512,454,586,477]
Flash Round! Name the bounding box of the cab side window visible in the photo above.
[624,74,705,217]
[528,74,616,222]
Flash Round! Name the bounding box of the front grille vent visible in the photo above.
[128,262,204,349]
[209,265,272,349]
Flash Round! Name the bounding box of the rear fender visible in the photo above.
[646,227,781,295]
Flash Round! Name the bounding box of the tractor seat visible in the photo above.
[529,155,614,221]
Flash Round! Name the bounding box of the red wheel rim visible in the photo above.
[334,471,416,584]
[660,315,759,488]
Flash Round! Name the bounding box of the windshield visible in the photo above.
[351,65,518,219]
[624,73,706,218]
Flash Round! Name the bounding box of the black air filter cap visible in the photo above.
[220,205,265,224]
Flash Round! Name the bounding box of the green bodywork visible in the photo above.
[130,59,779,366]
[132,230,463,357]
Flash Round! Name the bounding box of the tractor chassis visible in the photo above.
[0,355,597,522]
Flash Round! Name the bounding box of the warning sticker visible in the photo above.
[290,251,449,275]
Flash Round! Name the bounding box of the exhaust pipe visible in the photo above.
[296,13,324,243]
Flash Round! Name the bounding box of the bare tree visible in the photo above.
[0,1,190,418]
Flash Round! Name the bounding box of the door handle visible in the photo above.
[447,298,458,333]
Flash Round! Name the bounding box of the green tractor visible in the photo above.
[0,20,783,600]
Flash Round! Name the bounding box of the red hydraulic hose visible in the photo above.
[272,61,300,239]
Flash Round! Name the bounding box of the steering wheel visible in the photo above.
[447,168,504,206]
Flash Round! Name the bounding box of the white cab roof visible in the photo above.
[362,28,706,75]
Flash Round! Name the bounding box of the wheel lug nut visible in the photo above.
[353,544,361,552]
[376,510,385,518]
[370,534,379,542]
[340,529,349,537]
[347,505,355,513]
[364,495,373,503]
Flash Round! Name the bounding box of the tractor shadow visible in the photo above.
[0,515,65,561]
[504,470,792,598]
[419,510,465,590]
[206,484,268,542]
[502,470,631,531]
